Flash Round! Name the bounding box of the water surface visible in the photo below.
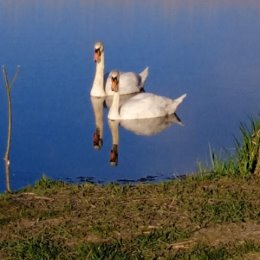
[0,0,259,191]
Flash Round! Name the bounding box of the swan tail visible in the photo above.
[139,67,149,88]
[169,93,187,114]
[175,93,187,104]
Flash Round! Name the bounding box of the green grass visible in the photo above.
[0,118,260,259]
[1,175,259,259]
[2,236,260,260]
[198,118,260,178]
[174,241,260,260]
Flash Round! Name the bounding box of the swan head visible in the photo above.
[109,144,118,166]
[93,129,103,150]
[94,42,104,63]
[110,70,119,92]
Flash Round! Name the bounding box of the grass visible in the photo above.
[0,118,260,259]
[204,119,260,178]
[1,175,259,259]
[5,236,259,260]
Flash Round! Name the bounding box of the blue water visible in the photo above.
[0,0,259,192]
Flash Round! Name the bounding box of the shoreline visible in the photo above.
[0,119,259,259]
[0,174,260,259]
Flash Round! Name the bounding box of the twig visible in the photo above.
[10,65,20,89]
[2,65,20,193]
[20,192,54,201]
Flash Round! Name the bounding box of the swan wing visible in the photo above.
[119,93,187,120]
[105,68,149,96]
[119,93,171,119]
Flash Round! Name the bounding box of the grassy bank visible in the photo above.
[0,119,259,259]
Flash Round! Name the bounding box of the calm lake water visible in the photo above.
[0,0,259,192]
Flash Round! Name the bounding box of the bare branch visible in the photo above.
[2,65,10,91]
[10,65,20,89]
[2,66,18,193]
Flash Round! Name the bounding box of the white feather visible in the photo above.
[108,92,187,120]
[90,42,149,97]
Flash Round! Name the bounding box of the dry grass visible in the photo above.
[0,174,260,259]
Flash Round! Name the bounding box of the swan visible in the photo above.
[108,71,187,120]
[91,41,149,97]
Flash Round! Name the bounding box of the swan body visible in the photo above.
[91,42,149,97]
[105,93,136,108]
[108,71,187,120]
[108,92,186,120]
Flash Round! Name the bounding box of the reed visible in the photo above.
[236,120,260,176]
[204,118,260,177]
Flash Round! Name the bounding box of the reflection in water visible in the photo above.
[120,114,182,136]
[108,114,182,166]
[90,95,183,167]
[90,96,105,150]
[108,120,119,166]
[90,94,136,151]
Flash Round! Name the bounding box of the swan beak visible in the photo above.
[93,131,103,150]
[94,49,101,63]
[111,77,119,92]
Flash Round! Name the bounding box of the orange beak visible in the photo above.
[94,50,101,63]
[111,77,118,91]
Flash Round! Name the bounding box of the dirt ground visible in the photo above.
[0,173,260,259]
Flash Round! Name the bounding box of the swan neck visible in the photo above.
[91,53,105,96]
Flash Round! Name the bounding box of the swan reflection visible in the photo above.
[90,94,136,150]
[90,96,105,150]
[90,96,183,166]
[120,114,182,136]
[108,120,120,166]
[108,114,182,166]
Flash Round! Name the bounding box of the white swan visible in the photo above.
[108,71,187,120]
[91,41,149,97]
